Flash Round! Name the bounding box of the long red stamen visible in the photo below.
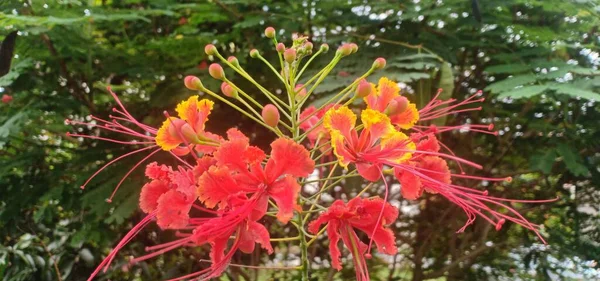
[106,148,161,203]
[86,212,156,281]
[79,145,157,190]
[365,168,388,257]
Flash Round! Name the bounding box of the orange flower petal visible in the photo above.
[390,102,419,130]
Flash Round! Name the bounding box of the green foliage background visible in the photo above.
[0,0,599,280]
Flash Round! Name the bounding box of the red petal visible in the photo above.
[170,168,196,200]
[156,190,192,229]
[238,221,273,254]
[268,175,300,224]
[209,235,230,265]
[395,166,423,200]
[356,162,381,182]
[193,156,216,179]
[265,138,315,181]
[226,127,249,142]
[419,156,451,184]
[326,220,343,271]
[416,135,440,153]
[197,166,243,209]
[139,180,170,213]
[145,162,172,181]
[214,138,250,173]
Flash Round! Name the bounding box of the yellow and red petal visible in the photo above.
[330,130,353,168]
[390,102,419,130]
[361,109,394,140]
[197,165,241,209]
[156,190,192,229]
[155,119,183,151]
[175,96,214,132]
[363,82,379,110]
[139,179,170,213]
[323,106,356,137]
[268,175,301,224]
[265,138,315,180]
[238,221,273,254]
[380,130,416,164]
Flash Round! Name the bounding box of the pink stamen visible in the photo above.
[106,148,161,203]
[79,145,157,190]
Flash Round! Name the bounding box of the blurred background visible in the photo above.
[0,0,599,280]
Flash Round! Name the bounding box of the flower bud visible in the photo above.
[276,43,285,53]
[204,44,217,56]
[337,43,353,56]
[184,75,203,90]
[349,43,358,53]
[320,43,329,53]
[249,49,260,58]
[167,118,187,139]
[294,84,307,101]
[220,82,238,98]
[180,123,201,143]
[208,63,225,80]
[227,56,240,67]
[261,104,280,127]
[264,27,276,38]
[372,57,386,69]
[386,96,409,116]
[1,94,13,104]
[304,42,313,51]
[284,48,297,63]
[355,79,371,98]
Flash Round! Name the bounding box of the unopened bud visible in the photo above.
[184,76,203,90]
[250,49,260,58]
[349,43,358,53]
[276,43,285,53]
[355,79,371,98]
[304,42,313,51]
[294,84,307,101]
[208,63,225,80]
[167,118,187,139]
[373,57,386,69]
[386,96,409,115]
[227,56,240,67]
[320,43,329,53]
[204,44,217,56]
[261,104,280,127]
[264,27,276,38]
[284,48,297,63]
[220,82,238,98]
[337,44,353,56]
[180,123,201,143]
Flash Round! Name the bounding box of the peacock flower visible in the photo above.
[155,96,221,153]
[323,106,415,182]
[299,104,338,146]
[308,197,398,281]
[364,77,420,130]
[197,129,315,223]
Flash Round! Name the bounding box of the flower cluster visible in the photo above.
[69,28,555,281]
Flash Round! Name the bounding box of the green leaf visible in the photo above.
[550,84,600,100]
[485,74,538,93]
[497,85,549,99]
[556,143,589,176]
[0,112,27,149]
[485,64,531,74]
[529,150,557,174]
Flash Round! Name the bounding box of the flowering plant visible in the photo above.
[68,28,555,281]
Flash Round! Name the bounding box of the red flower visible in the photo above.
[308,197,398,281]
[139,161,203,229]
[198,130,315,223]
[1,94,13,104]
[324,106,415,182]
